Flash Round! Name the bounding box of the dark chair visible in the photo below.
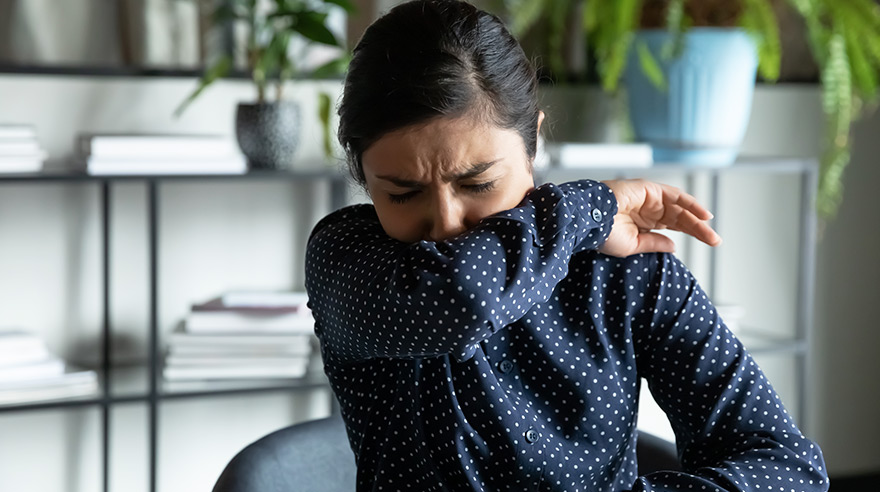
[213,414,679,492]
[213,415,356,492]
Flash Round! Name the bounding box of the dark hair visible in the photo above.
[337,0,540,187]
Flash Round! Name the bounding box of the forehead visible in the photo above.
[361,116,524,179]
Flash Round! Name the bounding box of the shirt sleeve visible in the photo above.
[629,254,829,491]
[305,179,617,364]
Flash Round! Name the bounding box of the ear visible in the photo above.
[537,110,545,135]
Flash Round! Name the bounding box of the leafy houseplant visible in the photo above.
[496,0,880,218]
[175,0,353,169]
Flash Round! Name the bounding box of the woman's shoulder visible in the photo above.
[309,204,380,241]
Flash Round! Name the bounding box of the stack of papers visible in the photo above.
[163,291,315,381]
[0,329,98,405]
[0,125,47,174]
[79,134,247,175]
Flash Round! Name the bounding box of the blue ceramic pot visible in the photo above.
[624,28,758,166]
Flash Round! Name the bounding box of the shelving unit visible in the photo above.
[0,169,348,492]
[0,158,818,491]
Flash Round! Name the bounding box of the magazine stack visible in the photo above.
[0,125,47,174]
[0,329,98,405]
[163,291,316,384]
[78,134,247,175]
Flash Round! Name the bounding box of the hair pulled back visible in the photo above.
[337,0,540,186]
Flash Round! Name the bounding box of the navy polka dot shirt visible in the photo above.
[305,180,828,491]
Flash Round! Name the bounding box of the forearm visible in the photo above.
[632,254,828,491]
[305,179,617,363]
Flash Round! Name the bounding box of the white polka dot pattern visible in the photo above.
[304,179,828,491]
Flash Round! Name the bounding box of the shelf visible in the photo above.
[0,366,329,414]
[539,156,817,180]
[0,167,347,183]
[735,329,808,356]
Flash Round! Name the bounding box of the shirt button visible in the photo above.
[591,208,604,222]
[525,428,540,444]
[497,359,514,374]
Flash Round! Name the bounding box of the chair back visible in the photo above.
[213,415,356,492]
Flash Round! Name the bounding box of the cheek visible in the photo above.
[372,201,422,243]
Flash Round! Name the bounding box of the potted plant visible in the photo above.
[175,0,353,170]
[495,0,880,218]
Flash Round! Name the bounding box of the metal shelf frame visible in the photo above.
[0,169,348,492]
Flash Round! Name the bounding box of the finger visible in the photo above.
[633,232,677,254]
[665,208,723,246]
[658,183,714,221]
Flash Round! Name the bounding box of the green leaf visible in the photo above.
[741,0,781,81]
[322,0,356,13]
[173,56,233,118]
[842,17,878,100]
[662,0,687,60]
[318,91,335,158]
[817,145,849,218]
[311,54,351,78]
[291,11,340,46]
[637,41,667,91]
[817,31,853,218]
[545,0,569,77]
[597,0,641,91]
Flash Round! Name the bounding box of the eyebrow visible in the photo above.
[375,160,499,188]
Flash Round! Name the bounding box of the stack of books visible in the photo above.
[163,291,316,382]
[545,142,654,168]
[78,134,247,175]
[0,329,98,405]
[0,125,47,174]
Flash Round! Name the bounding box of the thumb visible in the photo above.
[634,232,676,254]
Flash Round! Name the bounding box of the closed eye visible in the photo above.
[388,190,419,204]
[388,180,495,204]
[463,181,496,193]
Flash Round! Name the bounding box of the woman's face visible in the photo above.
[362,115,539,243]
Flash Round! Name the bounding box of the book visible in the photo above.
[79,134,240,160]
[0,153,45,173]
[220,291,310,309]
[85,156,246,175]
[546,142,653,168]
[162,359,309,380]
[0,125,36,140]
[0,358,66,383]
[166,332,315,350]
[184,310,315,334]
[0,140,42,155]
[0,329,51,361]
[192,296,307,315]
[164,354,311,367]
[0,369,98,405]
[167,342,313,358]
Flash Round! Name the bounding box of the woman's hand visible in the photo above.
[599,179,722,257]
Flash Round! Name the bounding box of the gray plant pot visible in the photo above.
[235,102,300,170]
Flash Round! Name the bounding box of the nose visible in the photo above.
[426,193,467,241]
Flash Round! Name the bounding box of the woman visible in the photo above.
[305,1,828,490]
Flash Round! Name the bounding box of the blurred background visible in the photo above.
[0,0,877,490]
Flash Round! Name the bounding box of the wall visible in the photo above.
[0,72,877,490]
